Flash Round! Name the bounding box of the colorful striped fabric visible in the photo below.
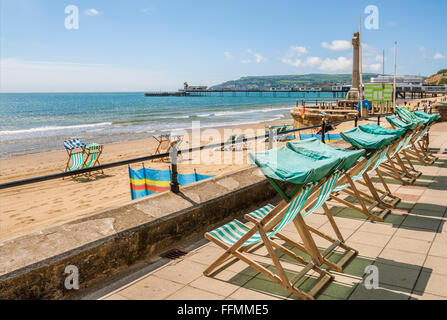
[208,183,315,247]
[64,138,86,150]
[128,167,215,200]
[65,151,84,172]
[299,133,342,143]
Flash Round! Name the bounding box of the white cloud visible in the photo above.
[281,46,309,67]
[254,53,267,63]
[286,46,308,57]
[318,57,352,71]
[223,51,232,60]
[85,8,99,16]
[305,56,323,67]
[240,49,267,64]
[321,40,351,51]
[433,52,445,59]
[365,63,382,72]
[419,46,426,52]
[281,58,305,67]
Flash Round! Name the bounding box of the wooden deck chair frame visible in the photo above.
[63,139,86,179]
[329,146,397,222]
[245,171,358,273]
[83,145,104,175]
[377,129,422,184]
[204,182,334,300]
[389,112,438,165]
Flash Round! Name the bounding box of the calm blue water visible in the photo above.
[0,92,334,157]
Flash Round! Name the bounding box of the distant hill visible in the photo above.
[425,69,447,85]
[210,73,380,90]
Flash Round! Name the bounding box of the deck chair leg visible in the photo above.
[322,203,344,242]
[257,226,292,290]
[292,214,324,266]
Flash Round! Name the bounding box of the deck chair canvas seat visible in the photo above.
[341,128,403,208]
[63,138,86,177]
[395,106,438,153]
[204,146,345,300]
[84,143,104,174]
[386,115,427,173]
[358,124,419,185]
[389,109,438,165]
[316,128,403,221]
[290,137,394,221]
[247,144,363,271]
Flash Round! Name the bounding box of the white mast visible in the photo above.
[393,41,397,109]
[359,14,364,115]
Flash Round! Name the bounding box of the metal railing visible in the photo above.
[0,112,396,191]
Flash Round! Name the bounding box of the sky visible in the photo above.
[0,0,446,92]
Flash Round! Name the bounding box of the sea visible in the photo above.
[0,92,335,158]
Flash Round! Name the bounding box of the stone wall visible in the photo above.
[0,167,289,299]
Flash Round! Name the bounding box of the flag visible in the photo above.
[300,105,306,119]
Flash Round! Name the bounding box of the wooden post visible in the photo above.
[170,146,180,193]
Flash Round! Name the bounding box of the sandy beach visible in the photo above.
[0,95,444,241]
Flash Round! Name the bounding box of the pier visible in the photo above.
[144,85,447,98]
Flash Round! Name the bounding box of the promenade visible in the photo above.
[93,122,447,301]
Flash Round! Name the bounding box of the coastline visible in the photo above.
[0,95,444,241]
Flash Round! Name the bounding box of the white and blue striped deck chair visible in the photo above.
[244,169,359,273]
[63,138,86,175]
[203,181,334,300]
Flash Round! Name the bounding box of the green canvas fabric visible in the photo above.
[395,106,426,126]
[386,115,417,130]
[287,138,365,171]
[359,123,406,138]
[340,127,397,150]
[248,146,342,184]
[414,110,440,124]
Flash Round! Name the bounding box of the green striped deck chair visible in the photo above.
[357,123,418,184]
[288,136,396,222]
[390,110,437,165]
[386,115,427,173]
[64,151,85,172]
[244,169,359,273]
[204,181,334,300]
[332,130,403,221]
[83,143,104,175]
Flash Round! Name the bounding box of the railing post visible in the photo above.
[354,116,359,127]
[377,114,381,125]
[321,120,326,144]
[169,146,180,193]
[268,126,274,150]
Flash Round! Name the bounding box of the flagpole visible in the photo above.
[382,49,385,113]
[393,41,397,110]
[359,14,364,116]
